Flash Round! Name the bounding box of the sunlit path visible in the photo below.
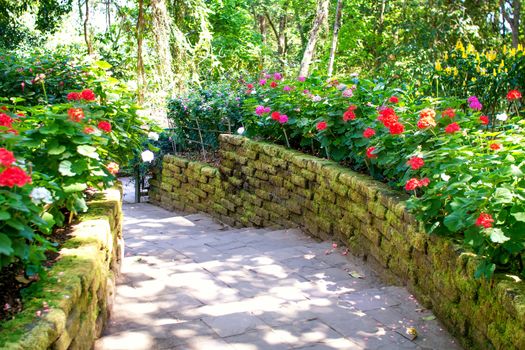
[94,202,460,350]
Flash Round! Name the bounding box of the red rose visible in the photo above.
[389,122,404,135]
[363,128,375,138]
[475,213,494,228]
[80,89,96,101]
[479,115,489,125]
[316,121,327,131]
[407,156,424,170]
[247,83,254,89]
[271,112,280,121]
[67,92,81,101]
[68,108,85,122]
[445,122,460,134]
[389,96,399,103]
[0,148,15,167]
[270,81,278,88]
[366,146,377,159]
[98,121,112,133]
[0,166,31,188]
[442,108,455,118]
[506,90,522,101]
[343,110,355,121]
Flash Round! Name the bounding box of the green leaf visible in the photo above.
[63,183,87,193]
[489,228,510,243]
[94,60,112,69]
[48,145,66,155]
[59,160,76,176]
[41,212,55,227]
[511,212,525,222]
[0,233,13,255]
[0,211,11,220]
[443,210,466,232]
[493,188,513,204]
[77,145,99,159]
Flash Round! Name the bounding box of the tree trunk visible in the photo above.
[84,0,93,54]
[298,0,329,77]
[136,0,146,104]
[501,0,520,47]
[151,0,175,90]
[327,0,343,77]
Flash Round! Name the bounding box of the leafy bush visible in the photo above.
[0,52,153,275]
[167,81,245,151]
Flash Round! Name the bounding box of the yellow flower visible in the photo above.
[445,67,453,75]
[510,48,516,57]
[467,43,476,54]
[456,40,464,51]
[444,52,449,60]
[435,60,442,71]
[471,77,477,82]
[499,60,505,69]
[503,45,507,55]
[453,67,459,76]
[493,69,497,77]
[462,51,468,59]
[518,44,523,52]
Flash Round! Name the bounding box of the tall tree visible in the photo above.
[500,0,521,47]
[298,0,329,77]
[136,0,146,104]
[327,0,343,77]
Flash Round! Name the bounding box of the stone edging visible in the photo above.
[0,187,123,350]
[149,134,525,350]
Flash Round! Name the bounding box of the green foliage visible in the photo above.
[166,81,245,151]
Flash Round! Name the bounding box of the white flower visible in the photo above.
[141,150,155,162]
[312,95,322,102]
[148,132,159,141]
[250,89,257,95]
[237,127,245,134]
[496,113,508,121]
[30,187,53,205]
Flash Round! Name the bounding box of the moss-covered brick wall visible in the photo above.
[149,134,525,350]
[0,187,123,350]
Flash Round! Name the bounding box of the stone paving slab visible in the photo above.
[95,203,462,350]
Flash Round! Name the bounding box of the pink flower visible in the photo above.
[278,114,288,124]
[283,85,291,92]
[274,72,282,80]
[468,96,482,111]
[342,89,353,97]
[297,76,306,82]
[255,105,265,115]
[405,177,430,191]
[263,106,271,114]
[259,79,266,86]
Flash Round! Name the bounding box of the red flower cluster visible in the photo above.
[377,107,398,128]
[271,111,281,121]
[0,148,15,167]
[405,177,430,191]
[67,89,97,102]
[389,122,404,135]
[84,126,95,134]
[366,146,377,159]
[479,115,489,125]
[490,143,502,151]
[246,83,254,89]
[363,128,375,138]
[316,121,327,131]
[445,122,460,134]
[417,108,436,129]
[343,105,357,122]
[507,90,522,101]
[442,108,455,118]
[0,113,18,134]
[389,96,399,104]
[98,121,112,133]
[407,156,424,170]
[270,81,278,88]
[475,213,494,228]
[68,108,85,122]
[0,167,31,187]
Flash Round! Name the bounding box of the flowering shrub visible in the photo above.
[0,56,153,276]
[238,71,525,278]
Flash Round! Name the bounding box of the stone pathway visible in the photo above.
[95,202,462,350]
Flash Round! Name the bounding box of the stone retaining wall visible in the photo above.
[0,187,123,350]
[149,134,525,350]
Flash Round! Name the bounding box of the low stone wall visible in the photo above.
[150,134,525,350]
[0,187,124,350]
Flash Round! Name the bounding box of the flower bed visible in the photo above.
[150,134,525,350]
[0,186,123,350]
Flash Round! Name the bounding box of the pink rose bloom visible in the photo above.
[259,79,267,86]
[274,72,283,80]
[263,106,271,114]
[297,76,306,82]
[278,114,288,124]
[255,105,265,115]
[283,85,291,92]
[342,89,353,98]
